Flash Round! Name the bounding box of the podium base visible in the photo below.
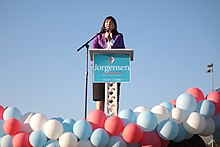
[104,82,119,116]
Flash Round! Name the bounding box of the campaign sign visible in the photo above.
[93,54,131,83]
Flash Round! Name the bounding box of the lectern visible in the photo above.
[90,49,134,116]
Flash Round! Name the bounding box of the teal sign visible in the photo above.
[93,54,131,83]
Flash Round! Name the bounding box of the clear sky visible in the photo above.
[0,0,219,120]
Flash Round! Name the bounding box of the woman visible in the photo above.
[91,16,125,111]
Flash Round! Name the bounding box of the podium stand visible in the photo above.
[90,49,134,116]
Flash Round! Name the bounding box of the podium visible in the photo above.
[90,49,134,116]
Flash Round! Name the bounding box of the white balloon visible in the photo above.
[43,119,63,140]
[151,105,169,123]
[183,112,206,134]
[59,132,78,147]
[21,112,35,133]
[133,106,148,116]
[200,118,215,136]
[30,113,48,131]
[169,108,188,124]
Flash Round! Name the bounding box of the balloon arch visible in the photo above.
[0,87,220,147]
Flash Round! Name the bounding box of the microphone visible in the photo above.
[105,27,110,32]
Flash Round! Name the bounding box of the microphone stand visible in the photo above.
[77,32,101,119]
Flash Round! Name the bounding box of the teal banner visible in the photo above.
[93,54,131,83]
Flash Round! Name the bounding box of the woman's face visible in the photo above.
[104,19,115,32]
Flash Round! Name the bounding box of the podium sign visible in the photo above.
[93,54,131,83]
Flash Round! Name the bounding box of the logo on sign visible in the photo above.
[109,56,114,63]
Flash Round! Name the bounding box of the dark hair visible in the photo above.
[100,16,119,35]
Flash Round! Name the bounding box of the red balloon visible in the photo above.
[207,91,220,115]
[87,110,107,130]
[140,131,161,147]
[104,116,124,136]
[160,138,170,147]
[12,132,32,147]
[3,118,21,136]
[170,99,176,107]
[122,123,143,144]
[0,105,4,120]
[185,87,204,103]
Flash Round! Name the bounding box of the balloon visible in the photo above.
[160,138,170,147]
[170,99,176,107]
[12,132,32,147]
[213,112,220,130]
[122,123,143,144]
[0,105,4,120]
[196,100,215,119]
[160,102,174,112]
[0,120,6,137]
[139,131,161,147]
[200,118,215,136]
[206,91,220,115]
[43,119,63,140]
[3,118,21,136]
[151,105,169,124]
[176,93,197,112]
[213,129,220,139]
[59,132,78,147]
[172,124,186,142]
[1,135,13,147]
[62,118,75,133]
[3,107,22,122]
[50,117,64,123]
[45,140,59,147]
[169,108,188,124]
[136,111,157,132]
[21,112,35,133]
[118,109,137,126]
[90,128,109,147]
[106,136,127,147]
[185,87,204,103]
[76,139,94,147]
[73,119,92,140]
[29,130,47,147]
[183,112,206,134]
[133,106,148,116]
[157,119,179,140]
[30,113,48,131]
[104,116,124,136]
[87,110,107,130]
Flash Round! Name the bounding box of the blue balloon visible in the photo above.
[157,119,179,140]
[29,130,47,147]
[107,136,127,147]
[176,93,197,112]
[0,135,13,147]
[196,100,215,119]
[118,109,137,126]
[160,102,174,112]
[213,129,220,139]
[136,111,157,132]
[45,140,59,147]
[0,120,6,137]
[90,128,109,147]
[73,119,92,140]
[50,117,64,123]
[62,118,75,133]
[3,107,22,122]
[213,112,220,130]
[173,124,186,142]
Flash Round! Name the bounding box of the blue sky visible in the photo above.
[0,0,219,120]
